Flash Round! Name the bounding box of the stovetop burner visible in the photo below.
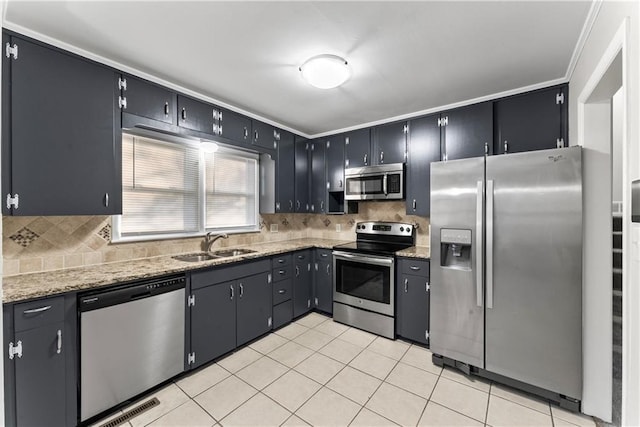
[333,221,416,255]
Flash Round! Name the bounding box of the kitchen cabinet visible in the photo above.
[276,130,295,213]
[441,102,493,160]
[3,295,77,427]
[314,249,333,314]
[293,250,313,317]
[272,254,293,329]
[177,95,222,136]
[396,258,430,345]
[294,137,310,212]
[344,128,371,168]
[252,120,278,151]
[494,85,568,154]
[373,121,408,165]
[310,140,327,213]
[326,137,345,192]
[406,114,441,216]
[220,108,252,146]
[236,272,273,346]
[2,34,122,216]
[120,75,177,125]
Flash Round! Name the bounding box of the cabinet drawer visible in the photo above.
[315,249,332,260]
[272,254,292,269]
[14,296,65,332]
[272,266,292,282]
[398,258,430,277]
[294,250,312,262]
[273,278,292,305]
[272,300,293,329]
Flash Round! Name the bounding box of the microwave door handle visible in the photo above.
[383,173,388,196]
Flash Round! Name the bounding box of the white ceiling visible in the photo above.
[3,1,593,137]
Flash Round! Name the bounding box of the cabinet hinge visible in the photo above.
[326,140,330,149]
[5,43,18,59]
[119,96,127,109]
[273,130,281,141]
[118,77,127,91]
[307,299,311,308]
[308,263,311,272]
[556,138,565,148]
[403,124,408,134]
[425,330,430,340]
[187,352,196,365]
[6,193,19,210]
[268,316,273,328]
[556,92,565,105]
[8,341,22,360]
[345,159,350,167]
[345,137,350,145]
[326,181,330,190]
[314,262,318,271]
[426,282,430,292]
[404,151,408,162]
[268,273,272,284]
[273,141,277,149]
[314,297,319,306]
[188,294,195,307]
[437,117,442,127]
[443,116,449,126]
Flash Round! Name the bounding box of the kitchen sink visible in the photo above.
[211,248,257,257]
[172,252,218,262]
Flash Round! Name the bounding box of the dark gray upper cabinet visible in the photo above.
[441,102,493,161]
[314,249,333,314]
[236,272,273,347]
[121,75,176,125]
[2,35,121,216]
[373,121,408,165]
[396,258,430,345]
[494,85,568,154]
[294,137,310,213]
[177,95,222,136]
[191,280,236,368]
[344,128,371,168]
[293,251,313,317]
[325,137,345,192]
[276,130,295,213]
[310,140,327,213]
[406,115,441,216]
[252,120,278,151]
[220,109,252,145]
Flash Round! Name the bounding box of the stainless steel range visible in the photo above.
[332,221,415,338]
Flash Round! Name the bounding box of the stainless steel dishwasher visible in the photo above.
[79,275,186,422]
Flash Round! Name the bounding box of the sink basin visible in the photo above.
[172,253,218,262]
[211,248,257,257]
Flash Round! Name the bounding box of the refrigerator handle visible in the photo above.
[486,179,494,309]
[476,180,484,308]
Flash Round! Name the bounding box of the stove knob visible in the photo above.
[406,227,411,233]
[400,227,404,232]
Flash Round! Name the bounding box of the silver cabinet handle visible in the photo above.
[181,108,187,121]
[278,289,286,294]
[364,154,368,165]
[56,330,62,354]
[404,278,408,293]
[279,270,285,275]
[254,130,259,141]
[339,179,343,188]
[239,283,244,298]
[476,180,484,308]
[504,141,508,154]
[230,285,234,300]
[326,264,330,275]
[164,102,169,116]
[295,266,300,277]
[23,305,51,314]
[413,199,417,210]
[289,200,294,210]
[105,193,109,207]
[321,253,328,258]
[278,259,285,264]
[380,151,384,163]
[486,179,494,309]
[410,266,420,271]
[243,126,249,139]
[296,200,301,211]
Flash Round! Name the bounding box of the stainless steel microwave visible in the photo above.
[344,163,405,201]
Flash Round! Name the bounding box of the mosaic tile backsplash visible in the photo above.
[2,201,429,276]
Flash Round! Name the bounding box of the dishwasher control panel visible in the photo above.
[145,277,185,291]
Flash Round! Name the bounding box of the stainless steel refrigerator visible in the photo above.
[430,146,582,401]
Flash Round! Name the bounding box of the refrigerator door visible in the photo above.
[430,157,485,368]
[485,147,582,400]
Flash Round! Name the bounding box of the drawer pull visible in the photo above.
[278,289,287,294]
[410,266,421,271]
[56,330,62,354]
[279,270,285,275]
[321,253,328,258]
[23,305,51,314]
[278,259,285,264]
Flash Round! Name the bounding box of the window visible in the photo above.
[113,132,259,242]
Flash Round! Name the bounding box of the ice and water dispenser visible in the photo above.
[440,229,472,270]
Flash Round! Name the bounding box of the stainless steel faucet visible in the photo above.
[204,232,229,252]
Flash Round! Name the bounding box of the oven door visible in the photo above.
[333,251,395,316]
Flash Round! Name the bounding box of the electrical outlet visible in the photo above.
[270,224,278,233]
[336,224,342,232]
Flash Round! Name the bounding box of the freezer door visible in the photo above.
[430,157,485,368]
[485,147,582,400]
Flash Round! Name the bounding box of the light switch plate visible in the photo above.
[270,224,278,233]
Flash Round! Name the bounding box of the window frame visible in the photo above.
[112,131,260,243]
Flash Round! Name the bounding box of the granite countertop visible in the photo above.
[3,238,430,304]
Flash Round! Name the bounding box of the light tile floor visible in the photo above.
[108,312,596,427]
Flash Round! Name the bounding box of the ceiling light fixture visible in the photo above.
[299,54,350,89]
[200,141,219,153]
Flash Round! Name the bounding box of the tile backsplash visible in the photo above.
[2,201,429,276]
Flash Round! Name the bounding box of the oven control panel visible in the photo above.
[356,221,415,236]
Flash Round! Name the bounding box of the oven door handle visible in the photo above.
[333,251,394,266]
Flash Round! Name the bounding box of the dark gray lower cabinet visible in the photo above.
[396,258,430,345]
[293,250,313,317]
[236,272,273,346]
[314,249,333,314]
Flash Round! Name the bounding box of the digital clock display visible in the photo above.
[372,225,392,231]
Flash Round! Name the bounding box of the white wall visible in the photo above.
[569,1,640,425]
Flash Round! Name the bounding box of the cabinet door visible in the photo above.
[14,322,66,427]
[220,109,252,145]
[315,259,333,314]
[398,274,430,345]
[310,141,326,213]
[276,131,295,213]
[344,128,371,168]
[494,85,567,154]
[191,281,236,368]
[326,137,345,192]
[373,122,407,165]
[123,75,176,125]
[293,251,313,317]
[294,138,310,212]
[177,95,220,135]
[237,272,272,346]
[442,102,493,160]
[252,120,277,151]
[5,36,121,216]
[406,115,441,216]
